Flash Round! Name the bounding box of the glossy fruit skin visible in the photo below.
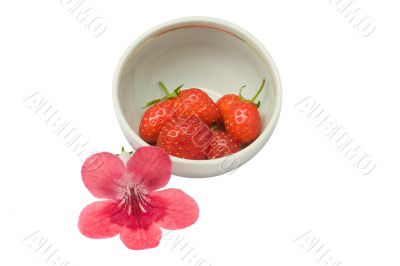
[216,94,240,119]
[174,88,221,126]
[139,99,176,144]
[156,115,213,160]
[224,102,261,144]
[207,130,241,159]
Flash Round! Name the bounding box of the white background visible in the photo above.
[1,0,399,265]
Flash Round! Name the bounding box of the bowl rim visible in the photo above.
[112,16,282,166]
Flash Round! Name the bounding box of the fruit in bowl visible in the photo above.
[112,17,282,177]
[139,79,265,160]
[218,79,265,144]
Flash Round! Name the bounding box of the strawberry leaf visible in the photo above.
[142,98,162,109]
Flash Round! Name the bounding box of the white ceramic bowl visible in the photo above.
[113,17,282,178]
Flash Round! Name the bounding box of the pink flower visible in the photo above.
[78,146,199,250]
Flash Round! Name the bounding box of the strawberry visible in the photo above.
[139,100,176,143]
[216,93,241,119]
[225,102,261,144]
[174,88,221,126]
[156,115,213,160]
[222,79,265,144]
[206,130,241,159]
[139,82,183,143]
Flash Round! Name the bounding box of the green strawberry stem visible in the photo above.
[159,81,171,96]
[239,78,266,108]
[142,82,184,109]
[251,78,265,102]
[159,81,183,98]
[210,123,218,131]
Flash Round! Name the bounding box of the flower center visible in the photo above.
[119,185,151,217]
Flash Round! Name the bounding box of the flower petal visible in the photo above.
[82,152,127,199]
[119,223,162,250]
[150,189,199,230]
[78,201,121,238]
[127,146,171,191]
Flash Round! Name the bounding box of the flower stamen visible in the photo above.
[120,185,153,219]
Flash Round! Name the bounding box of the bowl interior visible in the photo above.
[117,21,278,149]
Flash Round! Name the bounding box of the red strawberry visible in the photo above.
[157,115,213,160]
[216,93,241,119]
[139,99,176,143]
[222,79,265,144]
[139,82,183,143]
[225,102,261,144]
[207,130,241,159]
[174,88,221,126]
